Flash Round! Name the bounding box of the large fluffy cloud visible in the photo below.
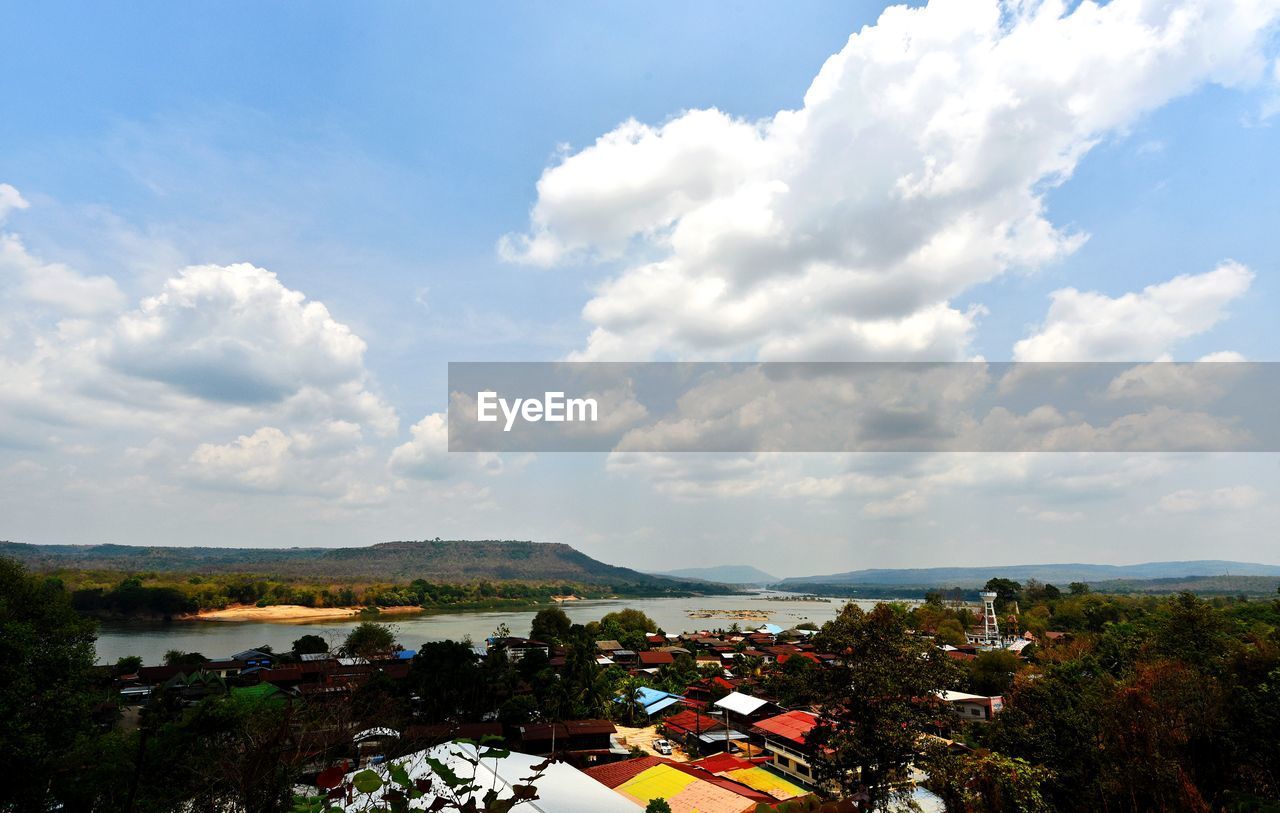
[0,192,400,501]
[504,0,1280,361]
[96,262,396,435]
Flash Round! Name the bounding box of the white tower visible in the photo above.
[979,591,1001,644]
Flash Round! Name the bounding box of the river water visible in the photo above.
[94,592,903,665]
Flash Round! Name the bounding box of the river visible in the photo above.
[94,592,907,665]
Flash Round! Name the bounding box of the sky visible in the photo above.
[1,0,1279,578]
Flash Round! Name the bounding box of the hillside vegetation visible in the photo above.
[0,539,729,592]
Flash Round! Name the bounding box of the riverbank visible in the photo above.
[95,594,896,665]
[193,604,427,622]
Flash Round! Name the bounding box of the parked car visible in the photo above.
[654,739,673,755]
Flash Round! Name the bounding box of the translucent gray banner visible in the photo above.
[447,362,1280,452]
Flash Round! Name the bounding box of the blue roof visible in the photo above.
[631,686,685,715]
[396,650,417,660]
[758,624,784,635]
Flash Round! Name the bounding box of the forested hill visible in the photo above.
[780,559,1280,588]
[0,539,730,592]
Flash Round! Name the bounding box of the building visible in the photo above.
[712,691,780,728]
[585,756,775,813]
[660,709,750,756]
[490,636,550,661]
[689,753,810,802]
[628,686,685,717]
[513,719,628,764]
[636,650,675,669]
[751,710,821,785]
[939,690,1004,721]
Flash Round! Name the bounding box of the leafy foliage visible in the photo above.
[806,603,961,809]
[0,559,100,811]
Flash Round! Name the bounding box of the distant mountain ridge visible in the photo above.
[780,560,1280,587]
[0,539,731,593]
[656,564,779,584]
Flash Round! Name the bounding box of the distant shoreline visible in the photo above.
[192,604,427,623]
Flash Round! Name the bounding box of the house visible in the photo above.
[231,648,275,668]
[514,719,627,764]
[627,686,685,717]
[712,691,780,727]
[689,753,811,802]
[636,650,675,668]
[775,652,820,666]
[661,709,749,756]
[662,708,726,740]
[685,676,736,706]
[332,741,640,812]
[596,639,625,654]
[490,637,550,661]
[585,756,775,813]
[751,710,821,785]
[939,690,1004,721]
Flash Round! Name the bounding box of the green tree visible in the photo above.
[924,745,1054,813]
[967,649,1022,697]
[936,617,968,647]
[983,659,1112,809]
[163,649,209,668]
[0,558,100,811]
[116,654,144,674]
[343,621,396,658]
[984,578,1023,609]
[530,606,572,644]
[410,640,486,722]
[646,799,673,813]
[599,608,659,635]
[807,602,960,808]
[290,633,329,657]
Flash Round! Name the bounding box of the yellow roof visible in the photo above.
[723,766,808,800]
[617,765,756,813]
[618,765,696,803]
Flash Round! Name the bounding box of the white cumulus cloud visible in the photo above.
[504,0,1280,362]
[1014,261,1254,361]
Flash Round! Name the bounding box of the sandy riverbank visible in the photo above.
[194,605,426,623]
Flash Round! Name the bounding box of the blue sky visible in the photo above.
[1,0,1279,575]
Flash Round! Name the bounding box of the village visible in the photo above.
[100,592,1043,812]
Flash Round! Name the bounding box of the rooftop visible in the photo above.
[753,710,819,746]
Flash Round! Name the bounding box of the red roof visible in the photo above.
[753,710,819,745]
[662,709,725,738]
[585,756,775,806]
[690,753,765,773]
[776,652,820,665]
[584,756,665,788]
[637,651,675,666]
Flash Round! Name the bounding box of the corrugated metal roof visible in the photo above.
[714,691,768,716]
[753,711,819,745]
